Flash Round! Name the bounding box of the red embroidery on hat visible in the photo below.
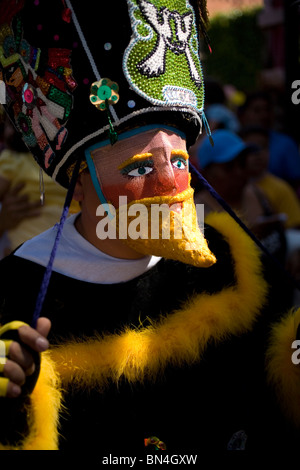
[61,0,72,23]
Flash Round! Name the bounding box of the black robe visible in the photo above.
[0,215,298,453]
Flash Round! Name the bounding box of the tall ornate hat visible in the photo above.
[0,0,209,188]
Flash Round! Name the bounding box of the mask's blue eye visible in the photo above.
[171,156,188,170]
[127,166,153,177]
[120,159,154,178]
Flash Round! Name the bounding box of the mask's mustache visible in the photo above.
[113,187,216,268]
[123,187,195,209]
[115,187,195,240]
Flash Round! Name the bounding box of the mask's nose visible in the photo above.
[155,157,180,196]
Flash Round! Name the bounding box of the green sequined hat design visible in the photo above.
[124,0,204,112]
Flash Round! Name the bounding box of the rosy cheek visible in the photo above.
[101,170,189,207]
[101,181,146,207]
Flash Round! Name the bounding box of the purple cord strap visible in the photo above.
[189,162,300,291]
[190,163,270,253]
[31,159,82,328]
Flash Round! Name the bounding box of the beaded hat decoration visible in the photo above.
[0,0,209,188]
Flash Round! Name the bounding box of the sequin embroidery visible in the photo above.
[123,0,204,112]
[0,12,76,169]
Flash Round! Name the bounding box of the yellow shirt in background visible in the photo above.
[0,149,80,251]
[256,173,300,229]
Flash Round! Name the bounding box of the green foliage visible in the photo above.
[202,7,263,93]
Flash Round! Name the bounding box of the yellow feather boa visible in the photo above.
[0,352,62,450]
[7,211,300,450]
[49,212,268,389]
[266,308,300,427]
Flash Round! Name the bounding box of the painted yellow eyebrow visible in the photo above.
[171,150,189,160]
[117,150,189,171]
[117,153,152,171]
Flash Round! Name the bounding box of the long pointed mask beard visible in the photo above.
[113,186,216,268]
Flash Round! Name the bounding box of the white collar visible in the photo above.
[14,214,161,284]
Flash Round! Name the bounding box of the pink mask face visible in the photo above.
[91,127,190,208]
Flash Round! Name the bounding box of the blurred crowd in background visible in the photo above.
[0,107,80,259]
[190,80,300,307]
